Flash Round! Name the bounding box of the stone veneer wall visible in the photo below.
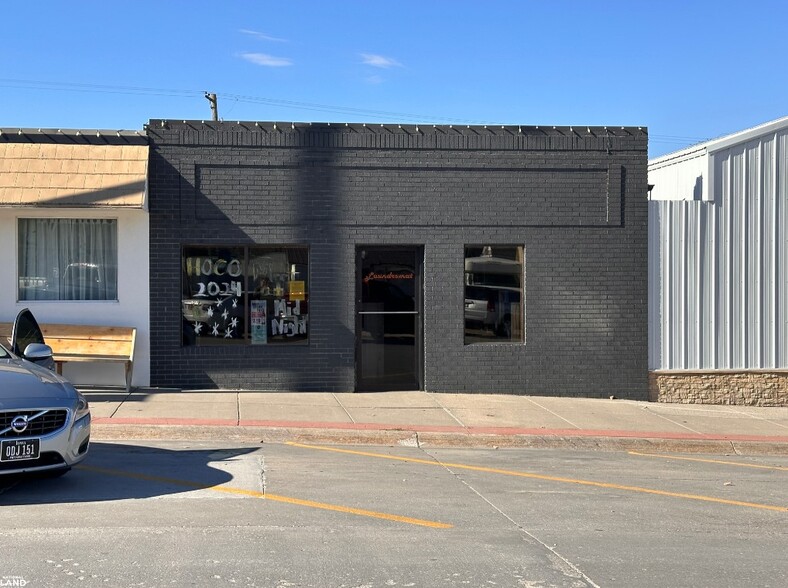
[649,371,788,406]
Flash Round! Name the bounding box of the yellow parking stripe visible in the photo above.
[286,442,788,514]
[629,451,788,471]
[76,464,452,529]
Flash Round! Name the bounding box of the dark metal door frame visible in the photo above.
[355,246,424,391]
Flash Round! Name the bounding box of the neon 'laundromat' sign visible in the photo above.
[363,271,414,284]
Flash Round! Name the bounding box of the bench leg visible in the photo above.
[124,362,133,393]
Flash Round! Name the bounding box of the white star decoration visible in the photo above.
[191,297,243,338]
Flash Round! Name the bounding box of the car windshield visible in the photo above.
[0,344,9,358]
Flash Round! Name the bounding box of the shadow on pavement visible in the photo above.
[80,389,241,402]
[0,442,259,504]
[80,389,170,403]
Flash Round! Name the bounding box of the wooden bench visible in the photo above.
[0,322,136,392]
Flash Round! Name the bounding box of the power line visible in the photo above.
[215,92,498,124]
[0,78,710,146]
[0,78,200,98]
[0,78,498,125]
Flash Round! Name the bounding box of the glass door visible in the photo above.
[356,247,422,391]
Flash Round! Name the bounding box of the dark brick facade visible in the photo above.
[147,120,648,398]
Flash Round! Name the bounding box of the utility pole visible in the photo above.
[204,92,219,121]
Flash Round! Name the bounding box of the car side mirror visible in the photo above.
[23,343,54,360]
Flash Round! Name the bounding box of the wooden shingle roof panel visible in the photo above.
[0,141,148,208]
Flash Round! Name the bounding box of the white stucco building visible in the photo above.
[649,116,788,404]
[0,129,150,387]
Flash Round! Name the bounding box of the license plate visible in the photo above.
[1,438,40,462]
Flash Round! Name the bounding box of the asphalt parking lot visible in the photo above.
[1,441,786,587]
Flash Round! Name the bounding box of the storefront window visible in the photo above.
[464,245,523,344]
[182,246,308,346]
[247,248,309,345]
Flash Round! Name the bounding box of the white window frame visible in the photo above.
[16,216,120,303]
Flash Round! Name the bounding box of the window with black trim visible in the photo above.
[182,246,308,346]
[464,245,523,344]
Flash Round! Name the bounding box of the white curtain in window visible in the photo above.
[18,218,118,301]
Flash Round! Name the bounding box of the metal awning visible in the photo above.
[0,129,148,209]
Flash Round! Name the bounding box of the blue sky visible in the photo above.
[2,1,786,158]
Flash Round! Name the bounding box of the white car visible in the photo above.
[464,285,493,327]
[0,309,91,477]
[464,285,520,337]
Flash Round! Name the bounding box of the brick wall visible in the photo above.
[147,121,648,397]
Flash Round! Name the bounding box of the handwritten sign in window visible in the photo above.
[182,246,309,346]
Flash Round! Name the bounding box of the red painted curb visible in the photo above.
[91,417,788,444]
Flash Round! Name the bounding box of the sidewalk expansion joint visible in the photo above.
[430,394,469,431]
[332,393,356,424]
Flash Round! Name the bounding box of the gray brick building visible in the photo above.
[146,120,648,398]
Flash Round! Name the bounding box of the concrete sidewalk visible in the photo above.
[85,389,788,455]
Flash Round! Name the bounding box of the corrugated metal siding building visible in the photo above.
[648,116,788,405]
